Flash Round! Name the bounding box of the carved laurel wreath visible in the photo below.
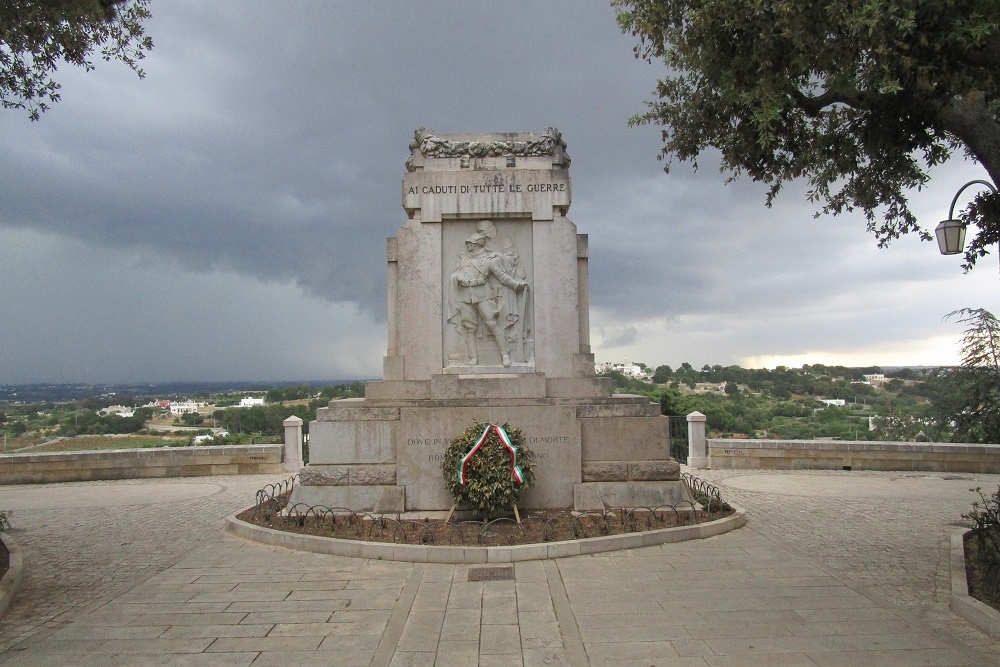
[441,420,535,518]
[409,127,568,160]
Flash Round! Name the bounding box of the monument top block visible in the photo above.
[403,128,572,223]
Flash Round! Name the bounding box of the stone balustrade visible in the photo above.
[694,437,1000,473]
[0,444,286,484]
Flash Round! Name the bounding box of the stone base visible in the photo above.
[291,370,682,513]
[290,485,405,514]
[582,459,680,482]
[573,481,693,511]
[443,362,535,375]
[687,456,711,469]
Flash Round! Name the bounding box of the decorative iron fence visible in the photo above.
[668,415,688,462]
[242,473,732,547]
[681,471,730,514]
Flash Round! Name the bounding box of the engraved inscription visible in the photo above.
[408,435,569,445]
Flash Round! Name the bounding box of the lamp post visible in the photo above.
[935,179,998,255]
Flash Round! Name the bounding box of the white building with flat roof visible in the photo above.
[595,361,650,378]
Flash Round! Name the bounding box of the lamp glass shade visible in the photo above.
[935,219,967,255]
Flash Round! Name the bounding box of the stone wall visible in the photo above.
[0,444,284,484]
[706,439,1000,473]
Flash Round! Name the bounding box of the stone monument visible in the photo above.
[291,128,688,513]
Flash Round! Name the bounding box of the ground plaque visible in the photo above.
[291,128,688,512]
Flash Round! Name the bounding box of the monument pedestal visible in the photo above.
[290,128,689,514]
[292,373,686,512]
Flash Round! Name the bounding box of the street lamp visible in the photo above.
[935,179,998,255]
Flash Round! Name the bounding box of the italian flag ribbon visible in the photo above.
[457,423,525,486]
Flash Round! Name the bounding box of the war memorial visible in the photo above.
[290,128,687,513]
[3,134,998,666]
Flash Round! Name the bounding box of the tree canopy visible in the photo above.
[615,0,1000,269]
[0,0,152,120]
[937,308,1000,442]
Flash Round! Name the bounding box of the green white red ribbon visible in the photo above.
[457,423,525,486]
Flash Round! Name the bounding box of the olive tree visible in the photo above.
[615,0,1000,269]
[938,308,1000,443]
[0,0,152,120]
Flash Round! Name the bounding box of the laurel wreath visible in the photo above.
[441,420,535,518]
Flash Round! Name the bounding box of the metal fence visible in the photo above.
[668,415,688,462]
[244,473,733,547]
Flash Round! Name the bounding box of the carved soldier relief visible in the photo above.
[443,219,534,370]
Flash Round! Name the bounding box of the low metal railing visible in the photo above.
[244,473,732,547]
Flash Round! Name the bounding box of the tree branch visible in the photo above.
[962,34,1000,69]
[792,87,866,116]
[939,91,1000,185]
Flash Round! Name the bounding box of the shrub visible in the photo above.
[964,485,1000,534]
[963,485,1000,607]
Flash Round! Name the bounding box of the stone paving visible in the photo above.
[0,476,277,655]
[695,468,1000,659]
[0,469,997,666]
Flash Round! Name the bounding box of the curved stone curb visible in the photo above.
[226,507,747,563]
[0,533,25,619]
[951,530,1000,638]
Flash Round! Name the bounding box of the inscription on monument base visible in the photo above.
[408,434,567,463]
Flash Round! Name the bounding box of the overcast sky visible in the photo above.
[1,1,996,384]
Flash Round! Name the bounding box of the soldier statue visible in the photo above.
[447,233,528,367]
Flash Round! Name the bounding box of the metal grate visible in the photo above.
[668,415,689,461]
[468,566,515,582]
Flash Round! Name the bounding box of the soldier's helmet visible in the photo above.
[464,233,487,247]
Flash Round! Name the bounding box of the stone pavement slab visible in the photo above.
[0,470,998,665]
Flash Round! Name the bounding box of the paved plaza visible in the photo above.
[0,469,998,666]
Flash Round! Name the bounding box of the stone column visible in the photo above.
[282,416,303,472]
[687,411,709,469]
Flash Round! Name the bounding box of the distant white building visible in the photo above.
[101,405,134,417]
[193,430,229,444]
[595,361,650,378]
[694,381,727,394]
[239,397,265,407]
[819,399,846,407]
[863,374,886,385]
[169,401,200,415]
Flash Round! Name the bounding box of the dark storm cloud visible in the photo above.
[0,1,993,382]
[0,2,663,317]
